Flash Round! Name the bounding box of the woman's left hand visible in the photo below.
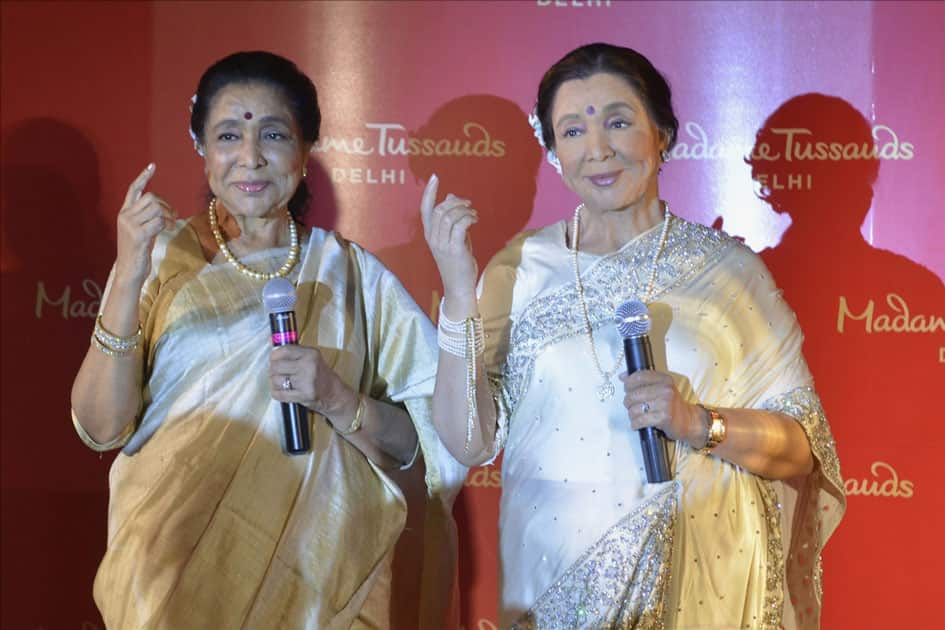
[269,345,357,420]
[621,370,704,447]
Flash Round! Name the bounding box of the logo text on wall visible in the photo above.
[465,467,502,489]
[35,279,101,319]
[844,461,913,498]
[750,125,912,192]
[315,122,506,186]
[837,293,944,360]
[670,122,913,193]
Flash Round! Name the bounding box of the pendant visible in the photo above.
[596,380,615,402]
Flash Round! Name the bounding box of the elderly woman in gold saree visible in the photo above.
[421,43,844,629]
[71,51,464,629]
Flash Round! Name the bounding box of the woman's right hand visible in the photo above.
[420,174,479,310]
[115,163,176,286]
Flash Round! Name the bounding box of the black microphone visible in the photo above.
[262,278,311,455]
[615,299,671,483]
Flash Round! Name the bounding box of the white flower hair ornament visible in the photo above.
[528,109,562,175]
[189,94,206,157]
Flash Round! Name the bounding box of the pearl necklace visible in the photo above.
[571,202,672,401]
[208,198,300,280]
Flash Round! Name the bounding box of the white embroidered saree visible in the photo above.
[478,216,844,629]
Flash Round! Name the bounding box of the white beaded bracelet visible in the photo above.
[437,301,484,358]
[436,299,484,451]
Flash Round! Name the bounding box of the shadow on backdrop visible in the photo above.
[384,94,541,625]
[301,155,338,232]
[1,118,113,629]
[746,93,944,625]
[382,94,541,313]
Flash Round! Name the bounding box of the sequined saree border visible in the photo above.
[763,385,845,622]
[757,478,786,629]
[512,482,679,630]
[763,386,843,508]
[497,219,734,428]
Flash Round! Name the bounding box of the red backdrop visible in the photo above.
[2,2,943,629]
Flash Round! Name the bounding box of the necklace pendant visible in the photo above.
[596,381,615,402]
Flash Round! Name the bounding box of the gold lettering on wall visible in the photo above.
[314,121,507,159]
[837,293,945,334]
[464,467,502,488]
[750,125,914,162]
[35,279,102,319]
[844,461,914,498]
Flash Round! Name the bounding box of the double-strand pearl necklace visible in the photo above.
[208,198,300,280]
[571,202,672,401]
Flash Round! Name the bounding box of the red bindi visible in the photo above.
[243,112,253,120]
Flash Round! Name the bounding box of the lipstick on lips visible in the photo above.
[587,171,621,187]
[234,181,269,193]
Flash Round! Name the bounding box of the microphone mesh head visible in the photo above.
[262,278,297,313]
[615,299,651,338]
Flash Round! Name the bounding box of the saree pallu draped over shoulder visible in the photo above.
[477,217,844,629]
[80,220,466,630]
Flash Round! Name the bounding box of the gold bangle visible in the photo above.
[698,405,727,452]
[93,315,141,356]
[91,333,135,357]
[337,393,365,435]
[94,315,141,351]
[399,439,421,470]
[71,408,134,452]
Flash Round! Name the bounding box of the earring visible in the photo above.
[660,149,670,163]
[302,165,308,178]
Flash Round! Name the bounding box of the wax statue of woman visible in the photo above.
[71,51,465,629]
[421,43,844,629]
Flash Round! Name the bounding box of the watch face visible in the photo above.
[700,408,725,450]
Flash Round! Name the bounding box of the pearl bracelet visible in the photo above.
[436,300,484,358]
[436,299,484,451]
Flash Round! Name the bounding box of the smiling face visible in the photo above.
[202,82,308,219]
[550,72,666,214]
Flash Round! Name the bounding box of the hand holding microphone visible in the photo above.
[615,300,672,483]
[263,278,311,455]
[618,300,714,482]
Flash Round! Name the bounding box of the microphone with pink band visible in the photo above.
[263,278,311,455]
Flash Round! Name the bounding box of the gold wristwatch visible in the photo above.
[698,405,727,453]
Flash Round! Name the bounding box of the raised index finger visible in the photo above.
[419,173,439,229]
[123,163,156,209]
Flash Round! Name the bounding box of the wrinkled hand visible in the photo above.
[621,370,704,447]
[115,164,176,285]
[269,345,356,420]
[419,174,479,301]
